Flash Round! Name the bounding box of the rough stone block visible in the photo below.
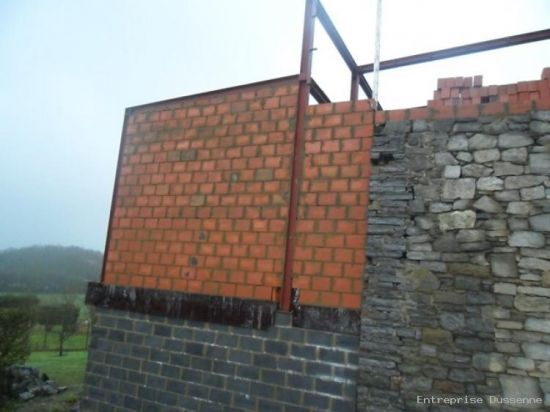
[522,343,550,361]
[519,258,550,272]
[499,375,542,401]
[493,162,524,176]
[496,320,522,329]
[456,229,485,243]
[477,176,504,191]
[469,133,497,150]
[462,164,492,177]
[507,357,535,371]
[448,368,484,383]
[509,231,545,248]
[518,286,550,297]
[505,175,546,189]
[442,178,475,200]
[520,185,545,200]
[447,135,468,151]
[525,318,550,334]
[439,313,464,331]
[506,201,534,215]
[530,121,550,134]
[472,353,505,372]
[456,152,473,162]
[438,210,476,231]
[443,165,461,178]
[473,196,502,213]
[498,132,534,148]
[515,295,550,312]
[435,152,459,166]
[502,147,528,163]
[494,283,517,295]
[422,328,452,346]
[473,149,500,163]
[529,214,550,232]
[495,190,520,202]
[448,263,490,277]
[403,264,440,291]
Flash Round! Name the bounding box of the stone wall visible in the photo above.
[82,307,359,412]
[360,108,550,411]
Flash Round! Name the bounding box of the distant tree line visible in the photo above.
[0,245,102,293]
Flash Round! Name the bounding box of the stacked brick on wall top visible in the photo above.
[105,77,299,302]
[428,67,550,108]
[360,102,550,409]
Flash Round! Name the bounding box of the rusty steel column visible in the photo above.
[350,71,359,101]
[281,0,317,312]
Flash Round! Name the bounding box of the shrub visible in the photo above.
[0,296,36,397]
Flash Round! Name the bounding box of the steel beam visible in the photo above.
[311,78,331,103]
[357,29,550,73]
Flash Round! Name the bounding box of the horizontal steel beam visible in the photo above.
[357,28,550,73]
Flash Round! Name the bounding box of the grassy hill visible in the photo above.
[0,245,102,293]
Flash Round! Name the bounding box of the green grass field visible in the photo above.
[26,351,88,387]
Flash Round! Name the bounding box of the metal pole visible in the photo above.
[281,0,316,312]
[350,72,359,101]
[372,0,382,108]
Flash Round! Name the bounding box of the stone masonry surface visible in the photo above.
[81,307,359,412]
[359,107,550,411]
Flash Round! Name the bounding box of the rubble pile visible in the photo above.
[5,365,66,401]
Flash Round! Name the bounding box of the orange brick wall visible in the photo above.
[104,77,299,302]
[292,101,372,309]
[103,75,375,309]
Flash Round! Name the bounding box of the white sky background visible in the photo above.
[0,0,548,251]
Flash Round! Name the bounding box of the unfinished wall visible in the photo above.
[83,76,373,411]
[85,67,550,411]
[102,76,371,310]
[105,77,298,302]
[359,70,550,411]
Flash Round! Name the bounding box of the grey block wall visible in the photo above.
[81,307,359,412]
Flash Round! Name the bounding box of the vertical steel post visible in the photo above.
[350,71,359,101]
[281,0,317,312]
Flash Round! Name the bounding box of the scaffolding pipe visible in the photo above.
[372,0,382,108]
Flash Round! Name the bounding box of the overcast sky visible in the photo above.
[0,0,549,252]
